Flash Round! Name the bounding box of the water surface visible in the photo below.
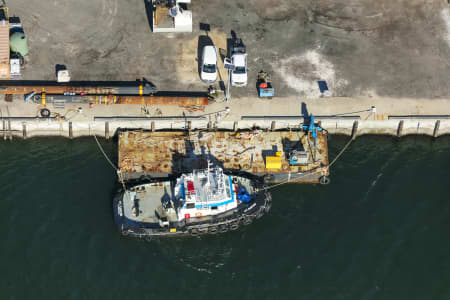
[0,135,449,300]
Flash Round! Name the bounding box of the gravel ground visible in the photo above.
[7,0,450,99]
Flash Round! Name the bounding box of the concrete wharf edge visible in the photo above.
[1,96,450,139]
[1,116,450,139]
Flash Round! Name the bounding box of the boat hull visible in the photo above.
[113,174,272,238]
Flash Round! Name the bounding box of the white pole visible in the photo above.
[225,70,231,102]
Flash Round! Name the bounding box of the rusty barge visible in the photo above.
[118,128,330,185]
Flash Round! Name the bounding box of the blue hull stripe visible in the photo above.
[194,198,234,208]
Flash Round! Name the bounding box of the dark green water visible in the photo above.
[0,135,449,300]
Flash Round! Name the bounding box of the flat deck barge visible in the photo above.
[118,130,329,184]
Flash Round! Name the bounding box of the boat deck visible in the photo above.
[123,182,178,224]
[118,130,329,183]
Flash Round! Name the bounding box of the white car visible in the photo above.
[200,46,217,83]
[231,53,247,87]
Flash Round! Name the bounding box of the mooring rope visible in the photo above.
[328,137,354,167]
[93,133,117,171]
[92,134,128,193]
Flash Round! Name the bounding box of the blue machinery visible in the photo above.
[302,114,323,149]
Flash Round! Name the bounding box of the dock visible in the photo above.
[118,130,329,184]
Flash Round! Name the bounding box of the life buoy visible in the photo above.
[40,108,51,118]
[319,176,330,185]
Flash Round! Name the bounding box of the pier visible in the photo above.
[1,95,449,139]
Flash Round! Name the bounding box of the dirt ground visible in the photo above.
[7,0,450,99]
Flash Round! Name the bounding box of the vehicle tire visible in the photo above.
[145,236,153,242]
[40,108,51,118]
[319,176,330,185]
[208,226,218,234]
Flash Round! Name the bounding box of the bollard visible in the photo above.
[433,120,440,138]
[397,120,404,137]
[233,121,238,132]
[271,121,276,131]
[69,122,73,139]
[351,121,358,140]
[22,123,27,139]
[7,119,11,140]
[105,122,110,140]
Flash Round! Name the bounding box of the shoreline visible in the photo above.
[1,96,450,139]
[1,116,449,140]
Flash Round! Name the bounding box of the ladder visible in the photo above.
[52,99,66,110]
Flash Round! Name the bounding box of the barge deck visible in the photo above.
[118,130,329,184]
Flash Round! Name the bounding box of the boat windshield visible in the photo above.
[203,64,216,73]
[233,66,246,74]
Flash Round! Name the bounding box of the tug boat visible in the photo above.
[113,164,272,237]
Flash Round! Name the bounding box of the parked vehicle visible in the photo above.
[200,45,217,83]
[231,53,247,86]
[257,70,274,99]
[230,38,247,86]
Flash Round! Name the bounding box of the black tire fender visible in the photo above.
[40,108,51,118]
[263,174,275,184]
[208,226,218,234]
[219,225,229,233]
[243,216,253,226]
[189,229,199,236]
[230,222,239,231]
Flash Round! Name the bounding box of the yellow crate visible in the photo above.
[265,156,282,169]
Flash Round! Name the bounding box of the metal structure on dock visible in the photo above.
[0,82,158,95]
[118,130,329,184]
[0,80,210,106]
[33,94,209,106]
